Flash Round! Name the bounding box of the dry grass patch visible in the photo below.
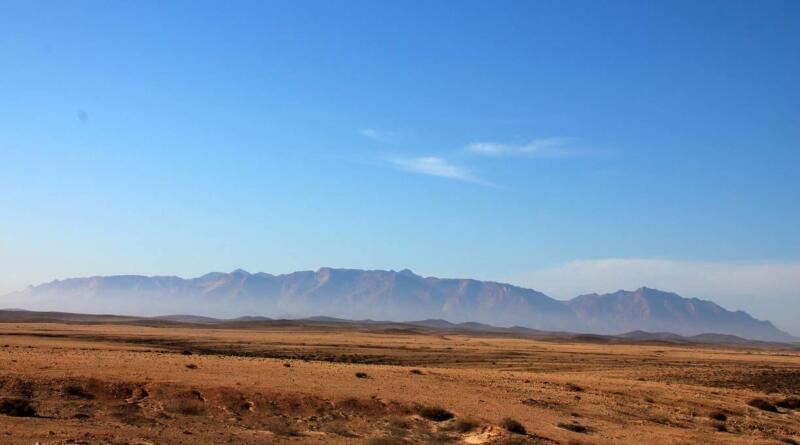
[367,437,406,445]
[164,398,205,416]
[111,403,155,426]
[497,437,537,445]
[321,419,359,437]
[62,383,93,399]
[419,430,458,443]
[263,417,303,436]
[387,416,414,430]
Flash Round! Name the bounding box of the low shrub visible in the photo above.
[558,422,590,433]
[419,406,454,421]
[748,398,778,413]
[500,417,526,434]
[63,383,93,399]
[776,397,800,410]
[709,411,727,421]
[0,398,36,417]
[566,383,584,392]
[447,417,480,433]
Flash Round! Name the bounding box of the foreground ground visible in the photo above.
[0,321,798,444]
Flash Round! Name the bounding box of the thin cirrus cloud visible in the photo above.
[359,128,401,144]
[388,156,489,185]
[364,129,580,186]
[467,137,576,157]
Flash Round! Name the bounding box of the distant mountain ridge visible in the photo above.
[2,268,791,341]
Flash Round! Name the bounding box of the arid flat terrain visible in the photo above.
[1,321,799,444]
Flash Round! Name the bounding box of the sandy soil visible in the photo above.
[0,322,799,444]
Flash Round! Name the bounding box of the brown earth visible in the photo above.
[0,322,799,444]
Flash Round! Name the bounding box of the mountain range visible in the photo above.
[1,267,791,341]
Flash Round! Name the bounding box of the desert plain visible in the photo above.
[0,320,799,445]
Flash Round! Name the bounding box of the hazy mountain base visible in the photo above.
[1,268,791,341]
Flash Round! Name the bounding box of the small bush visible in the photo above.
[410,369,423,375]
[566,383,584,392]
[110,383,135,399]
[355,372,369,379]
[500,417,526,434]
[446,417,479,433]
[367,437,406,445]
[419,406,454,421]
[180,350,193,356]
[748,398,778,412]
[558,422,590,433]
[0,398,36,417]
[649,415,674,426]
[63,384,93,399]
[776,397,800,410]
[709,411,727,421]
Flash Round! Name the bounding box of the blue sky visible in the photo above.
[1,1,799,332]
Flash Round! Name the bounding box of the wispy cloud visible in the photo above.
[389,156,489,185]
[360,128,400,144]
[510,258,800,335]
[467,137,576,157]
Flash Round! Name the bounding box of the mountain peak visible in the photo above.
[2,269,791,342]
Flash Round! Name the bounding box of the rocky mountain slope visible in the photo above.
[2,268,790,341]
